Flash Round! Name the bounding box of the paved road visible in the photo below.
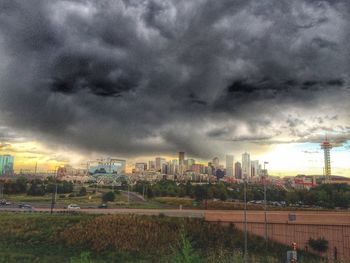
[1,206,349,225]
[0,207,205,218]
[205,210,350,225]
[120,191,147,203]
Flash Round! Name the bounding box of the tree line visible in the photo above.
[0,177,74,196]
[133,180,350,208]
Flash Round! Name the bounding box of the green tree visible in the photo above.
[78,187,87,196]
[27,181,45,196]
[194,185,207,201]
[102,191,115,202]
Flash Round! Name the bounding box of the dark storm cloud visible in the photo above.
[0,0,350,159]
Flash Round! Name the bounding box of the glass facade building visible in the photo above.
[0,155,14,175]
[88,158,126,175]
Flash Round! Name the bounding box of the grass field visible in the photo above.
[3,192,176,209]
[153,197,338,211]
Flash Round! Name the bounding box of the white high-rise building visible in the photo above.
[226,155,234,177]
[251,160,260,177]
[242,152,251,178]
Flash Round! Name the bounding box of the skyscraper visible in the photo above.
[0,155,14,176]
[242,152,251,178]
[155,157,166,172]
[179,152,185,175]
[251,160,260,177]
[212,157,219,169]
[169,159,178,175]
[135,163,147,172]
[178,152,185,165]
[235,162,242,179]
[187,159,195,169]
[226,155,234,177]
[148,160,155,170]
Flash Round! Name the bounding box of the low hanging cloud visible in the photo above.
[0,0,349,159]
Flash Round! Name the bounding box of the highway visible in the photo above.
[1,206,349,225]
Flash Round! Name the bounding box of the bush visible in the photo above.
[172,229,201,263]
[102,191,115,202]
[78,187,87,196]
[308,237,328,252]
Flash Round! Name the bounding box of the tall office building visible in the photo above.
[212,157,219,169]
[251,160,260,177]
[242,152,251,178]
[161,162,169,174]
[169,159,178,175]
[186,159,195,169]
[155,157,166,172]
[235,162,242,179]
[179,152,185,165]
[148,160,155,170]
[191,164,205,174]
[226,155,234,177]
[0,155,14,176]
[135,163,147,172]
[179,152,185,175]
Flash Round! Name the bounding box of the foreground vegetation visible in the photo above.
[0,213,325,263]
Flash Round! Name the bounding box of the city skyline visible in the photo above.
[2,141,349,177]
[0,1,349,177]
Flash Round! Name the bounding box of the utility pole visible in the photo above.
[50,167,58,214]
[243,176,248,262]
[128,183,130,203]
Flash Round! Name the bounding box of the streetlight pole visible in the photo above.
[263,161,269,246]
[50,167,58,214]
[128,183,130,203]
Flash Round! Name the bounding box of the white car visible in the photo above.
[67,204,80,209]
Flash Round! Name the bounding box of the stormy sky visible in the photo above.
[0,0,349,172]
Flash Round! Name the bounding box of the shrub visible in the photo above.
[102,192,115,202]
[78,187,87,196]
[172,229,201,263]
[308,237,328,252]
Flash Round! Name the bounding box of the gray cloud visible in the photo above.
[0,0,349,159]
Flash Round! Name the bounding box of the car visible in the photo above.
[98,203,108,209]
[19,203,32,209]
[5,201,11,206]
[67,204,80,209]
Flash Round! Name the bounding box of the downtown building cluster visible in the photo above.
[132,152,268,182]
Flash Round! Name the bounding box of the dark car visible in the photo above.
[98,203,108,209]
[18,203,32,209]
